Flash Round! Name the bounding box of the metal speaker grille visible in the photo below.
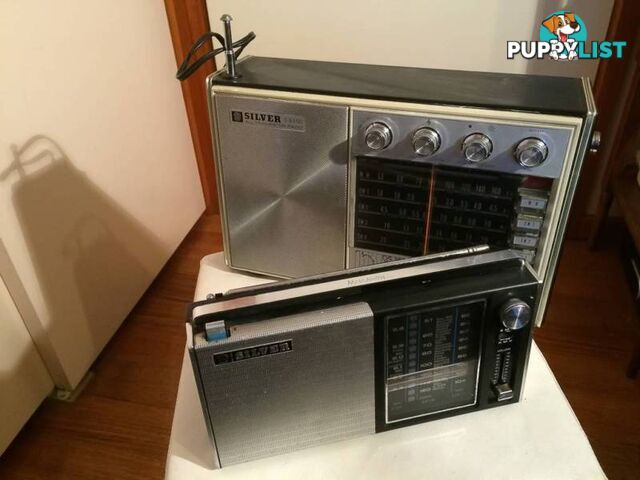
[215,94,349,277]
[194,302,375,466]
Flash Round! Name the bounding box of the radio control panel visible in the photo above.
[351,109,573,179]
[349,108,568,272]
[378,292,535,427]
[384,301,484,422]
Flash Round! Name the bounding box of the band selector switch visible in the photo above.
[491,296,531,403]
[492,382,514,402]
[492,332,516,402]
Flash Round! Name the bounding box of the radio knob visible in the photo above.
[462,133,493,162]
[412,127,441,156]
[515,138,549,168]
[365,122,392,151]
[499,298,532,331]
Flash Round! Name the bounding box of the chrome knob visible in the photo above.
[364,122,392,151]
[500,298,532,331]
[412,127,441,156]
[590,131,601,153]
[462,133,493,162]
[515,138,548,168]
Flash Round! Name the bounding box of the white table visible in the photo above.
[165,253,606,480]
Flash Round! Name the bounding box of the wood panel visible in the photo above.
[0,216,638,479]
[534,226,640,480]
[589,60,640,246]
[570,0,640,241]
[165,0,219,213]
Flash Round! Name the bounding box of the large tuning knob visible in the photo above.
[364,122,392,151]
[499,298,532,330]
[462,133,493,163]
[412,127,441,157]
[515,138,548,168]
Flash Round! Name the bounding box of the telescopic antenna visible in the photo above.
[220,14,238,79]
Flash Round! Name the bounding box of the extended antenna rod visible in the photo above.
[221,14,238,79]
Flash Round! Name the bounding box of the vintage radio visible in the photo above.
[188,247,540,466]
[208,56,597,327]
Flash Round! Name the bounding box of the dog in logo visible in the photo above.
[542,12,581,60]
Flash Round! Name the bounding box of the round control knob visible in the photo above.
[500,298,532,331]
[462,133,493,162]
[590,131,601,153]
[412,127,441,157]
[515,138,549,168]
[364,122,392,151]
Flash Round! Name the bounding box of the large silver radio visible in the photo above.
[188,247,539,466]
[208,56,597,327]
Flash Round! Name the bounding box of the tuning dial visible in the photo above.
[412,127,441,156]
[515,138,548,168]
[499,298,532,331]
[364,122,392,151]
[462,133,493,162]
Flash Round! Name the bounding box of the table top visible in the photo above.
[165,252,606,480]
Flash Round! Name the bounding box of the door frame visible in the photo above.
[165,0,219,213]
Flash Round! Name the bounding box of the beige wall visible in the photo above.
[207,0,612,80]
[0,0,205,390]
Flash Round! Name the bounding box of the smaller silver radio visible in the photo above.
[188,247,539,466]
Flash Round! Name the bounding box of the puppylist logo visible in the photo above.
[508,11,626,61]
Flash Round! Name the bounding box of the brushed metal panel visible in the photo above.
[193,302,375,466]
[215,94,349,277]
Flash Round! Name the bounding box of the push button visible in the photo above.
[205,320,228,341]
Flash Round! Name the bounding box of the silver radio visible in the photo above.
[188,247,540,466]
[208,56,597,327]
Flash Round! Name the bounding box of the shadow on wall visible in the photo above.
[0,135,167,387]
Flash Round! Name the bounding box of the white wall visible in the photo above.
[0,266,53,455]
[207,0,612,81]
[0,1,205,390]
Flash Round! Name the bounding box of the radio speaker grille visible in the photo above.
[193,302,375,466]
